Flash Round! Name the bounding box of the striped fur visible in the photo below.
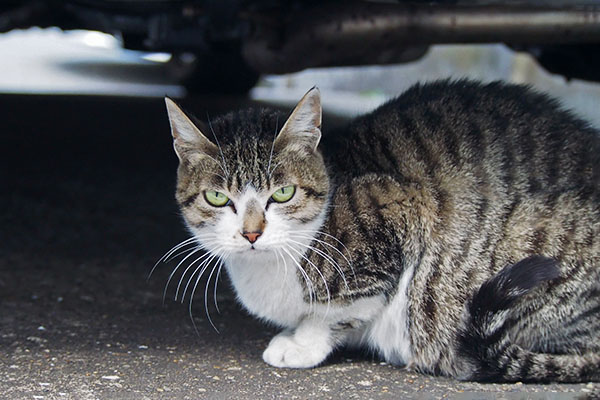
[166,81,600,382]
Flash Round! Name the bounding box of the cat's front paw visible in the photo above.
[262,331,331,368]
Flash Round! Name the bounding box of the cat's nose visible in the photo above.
[242,231,262,243]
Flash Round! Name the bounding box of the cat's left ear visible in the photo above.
[275,87,322,153]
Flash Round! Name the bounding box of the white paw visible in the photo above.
[262,331,331,368]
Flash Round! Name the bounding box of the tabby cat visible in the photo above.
[162,80,600,382]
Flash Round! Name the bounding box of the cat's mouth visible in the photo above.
[244,242,277,254]
[248,245,269,252]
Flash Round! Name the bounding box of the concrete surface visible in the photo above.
[0,94,596,399]
[0,28,182,98]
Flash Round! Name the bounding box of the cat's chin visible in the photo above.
[242,247,272,256]
[226,247,280,268]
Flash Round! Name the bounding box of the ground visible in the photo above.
[0,94,594,399]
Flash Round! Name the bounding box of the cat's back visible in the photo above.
[322,80,600,376]
[332,80,600,198]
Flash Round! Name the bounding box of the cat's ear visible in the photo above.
[275,87,322,153]
[164,97,217,160]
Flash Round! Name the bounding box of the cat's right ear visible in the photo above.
[164,97,217,160]
[275,87,322,153]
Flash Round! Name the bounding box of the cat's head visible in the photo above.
[165,88,329,262]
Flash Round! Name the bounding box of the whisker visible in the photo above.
[293,230,353,260]
[201,169,228,182]
[165,245,200,264]
[287,244,331,312]
[162,247,205,304]
[213,259,224,314]
[148,236,198,280]
[175,250,215,301]
[204,259,222,332]
[267,115,279,178]
[195,152,228,179]
[272,249,282,282]
[268,161,282,177]
[287,238,349,291]
[281,246,315,311]
[291,233,350,262]
[289,233,354,279]
[189,248,224,334]
[181,250,221,302]
[206,113,230,178]
[291,231,355,278]
[163,237,198,259]
[276,248,289,284]
[159,233,215,265]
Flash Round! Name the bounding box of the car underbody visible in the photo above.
[2,0,600,92]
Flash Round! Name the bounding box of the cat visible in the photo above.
[161,80,600,383]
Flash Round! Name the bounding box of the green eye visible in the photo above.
[271,185,296,203]
[204,190,230,207]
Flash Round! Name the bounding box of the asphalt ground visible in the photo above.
[0,94,595,399]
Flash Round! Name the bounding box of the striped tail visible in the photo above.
[458,256,600,383]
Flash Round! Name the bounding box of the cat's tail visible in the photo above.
[458,255,600,383]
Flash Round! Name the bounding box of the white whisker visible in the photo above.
[148,236,199,280]
[291,230,355,278]
[204,259,222,332]
[175,250,215,301]
[272,249,282,282]
[286,244,331,316]
[189,248,224,334]
[163,237,197,258]
[291,233,351,263]
[276,248,289,284]
[267,115,279,178]
[289,233,354,279]
[206,113,230,178]
[288,238,349,291]
[268,161,282,177]
[281,246,315,311]
[180,250,221,302]
[162,247,205,303]
[213,259,225,314]
[193,151,228,179]
[202,169,228,182]
[165,245,200,264]
[293,230,353,260]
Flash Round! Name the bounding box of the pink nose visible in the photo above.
[242,231,262,243]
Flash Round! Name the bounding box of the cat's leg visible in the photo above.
[262,318,335,368]
[263,295,385,368]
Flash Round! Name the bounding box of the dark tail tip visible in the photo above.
[474,256,560,313]
[504,255,561,293]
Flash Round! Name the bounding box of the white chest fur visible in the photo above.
[225,242,415,368]
[225,251,308,328]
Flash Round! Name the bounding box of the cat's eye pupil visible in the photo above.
[271,185,295,203]
[205,190,230,207]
